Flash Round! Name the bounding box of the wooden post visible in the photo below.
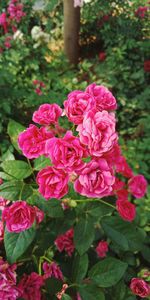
[63,0,80,65]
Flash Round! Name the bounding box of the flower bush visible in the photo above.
[0,83,149,299]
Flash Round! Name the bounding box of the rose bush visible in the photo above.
[0,83,149,299]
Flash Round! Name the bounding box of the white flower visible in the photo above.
[13,30,23,40]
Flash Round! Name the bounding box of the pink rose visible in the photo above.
[77,110,117,157]
[32,104,62,126]
[116,200,136,222]
[2,201,35,233]
[96,240,108,258]
[85,83,117,111]
[46,131,88,172]
[130,278,150,298]
[36,166,69,200]
[74,159,115,198]
[112,178,125,192]
[34,206,44,224]
[128,175,147,198]
[116,189,128,201]
[43,262,63,280]
[0,196,10,211]
[18,125,54,159]
[18,272,44,300]
[55,228,75,257]
[0,221,4,242]
[64,90,95,125]
[115,155,133,178]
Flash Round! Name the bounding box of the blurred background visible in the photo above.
[0,0,149,184]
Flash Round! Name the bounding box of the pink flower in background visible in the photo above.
[99,52,106,62]
[128,175,147,198]
[74,0,84,7]
[18,272,44,300]
[0,196,10,211]
[144,60,150,72]
[135,6,148,18]
[0,221,4,242]
[37,166,69,200]
[34,206,44,224]
[96,241,108,258]
[85,83,117,111]
[130,278,150,298]
[0,12,8,34]
[55,228,75,257]
[33,103,62,126]
[64,90,95,125]
[76,293,82,300]
[18,125,54,159]
[46,131,88,172]
[4,36,12,49]
[0,258,21,300]
[8,0,26,23]
[115,155,133,178]
[116,200,136,222]
[77,110,117,157]
[116,189,128,201]
[74,159,115,198]
[0,178,3,185]
[2,201,35,233]
[35,88,43,96]
[43,262,63,280]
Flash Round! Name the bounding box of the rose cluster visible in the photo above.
[18,83,147,223]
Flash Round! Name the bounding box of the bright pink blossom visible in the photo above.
[43,262,63,280]
[2,201,35,233]
[115,155,133,178]
[37,166,69,200]
[85,83,117,111]
[18,272,44,300]
[96,240,108,258]
[18,125,54,159]
[77,110,117,157]
[128,175,147,198]
[0,12,8,34]
[34,206,44,224]
[33,104,62,126]
[46,130,88,172]
[99,52,106,62]
[8,0,26,23]
[135,6,148,18]
[64,90,95,125]
[130,278,150,298]
[74,158,115,198]
[55,228,75,257]
[0,196,10,211]
[116,189,128,201]
[116,200,136,222]
[112,178,125,192]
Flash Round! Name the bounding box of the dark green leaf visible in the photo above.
[7,119,25,152]
[89,257,128,287]
[74,217,95,255]
[45,277,63,296]
[72,253,88,283]
[4,227,36,263]
[79,283,105,300]
[1,160,32,180]
[62,295,72,300]
[0,181,33,201]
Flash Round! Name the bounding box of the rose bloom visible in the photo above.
[99,52,106,62]
[77,110,117,157]
[0,196,10,211]
[128,175,147,198]
[43,262,63,280]
[130,278,150,298]
[74,158,115,198]
[64,90,95,125]
[46,130,88,172]
[36,166,69,200]
[32,103,62,126]
[115,155,133,178]
[116,200,136,222]
[18,272,44,300]
[144,60,150,72]
[116,189,128,201]
[96,241,108,258]
[34,206,44,224]
[85,83,117,111]
[55,228,75,257]
[18,125,54,159]
[2,201,36,233]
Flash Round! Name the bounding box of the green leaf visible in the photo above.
[28,194,64,218]
[62,295,72,300]
[87,202,114,219]
[45,277,63,296]
[78,283,105,300]
[1,160,32,180]
[0,181,33,201]
[4,227,36,263]
[34,156,52,171]
[7,119,25,152]
[74,217,95,255]
[0,171,13,181]
[101,216,146,252]
[72,253,88,283]
[89,257,128,287]
[1,149,15,161]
